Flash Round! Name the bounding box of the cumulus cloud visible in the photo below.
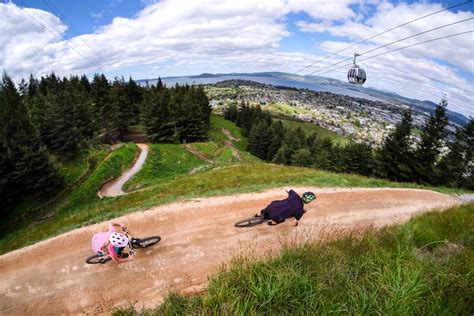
[0,0,472,116]
[0,3,68,76]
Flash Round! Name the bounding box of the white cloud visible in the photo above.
[286,0,358,20]
[0,1,472,117]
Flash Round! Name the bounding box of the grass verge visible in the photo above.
[115,202,474,315]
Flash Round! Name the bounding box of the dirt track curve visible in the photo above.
[99,143,149,197]
[0,187,461,315]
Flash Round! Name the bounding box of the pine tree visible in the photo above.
[224,102,238,122]
[0,72,62,196]
[438,119,474,189]
[0,134,14,212]
[44,78,82,157]
[110,77,133,139]
[141,86,176,142]
[340,142,375,176]
[377,109,415,182]
[291,148,312,167]
[126,77,143,124]
[247,120,271,159]
[272,144,292,164]
[314,138,334,170]
[91,74,119,143]
[413,98,449,184]
[266,121,285,161]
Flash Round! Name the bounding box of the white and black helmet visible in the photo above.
[109,232,129,248]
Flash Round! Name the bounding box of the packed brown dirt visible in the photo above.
[0,187,461,315]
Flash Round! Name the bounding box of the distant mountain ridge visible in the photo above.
[137,72,469,125]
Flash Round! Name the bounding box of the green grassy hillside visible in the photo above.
[265,102,349,145]
[280,118,348,146]
[0,147,110,237]
[116,202,474,315]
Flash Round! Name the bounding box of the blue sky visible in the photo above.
[1,0,473,116]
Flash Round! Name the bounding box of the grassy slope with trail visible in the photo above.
[0,115,466,254]
[0,143,137,252]
[125,114,258,191]
[116,202,474,315]
[0,148,109,237]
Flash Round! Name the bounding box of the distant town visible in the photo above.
[205,80,456,145]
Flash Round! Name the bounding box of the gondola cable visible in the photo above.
[273,0,473,85]
[316,30,474,77]
[302,17,474,78]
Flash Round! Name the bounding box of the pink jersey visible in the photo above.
[91,223,118,260]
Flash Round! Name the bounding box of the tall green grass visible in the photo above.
[116,203,473,315]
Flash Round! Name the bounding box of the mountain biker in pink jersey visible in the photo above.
[91,222,134,264]
[257,190,316,226]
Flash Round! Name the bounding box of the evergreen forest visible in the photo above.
[0,73,211,212]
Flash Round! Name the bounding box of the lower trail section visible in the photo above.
[0,188,461,315]
[99,143,149,197]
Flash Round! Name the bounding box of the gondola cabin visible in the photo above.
[347,52,366,85]
[347,67,366,85]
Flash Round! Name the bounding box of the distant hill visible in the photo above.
[190,73,220,78]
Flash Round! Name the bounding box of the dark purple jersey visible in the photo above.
[264,190,304,223]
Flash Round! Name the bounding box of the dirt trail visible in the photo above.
[183,144,213,163]
[99,143,149,197]
[0,188,461,315]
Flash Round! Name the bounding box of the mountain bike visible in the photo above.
[234,214,268,227]
[85,228,161,264]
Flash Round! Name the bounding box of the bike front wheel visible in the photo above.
[234,216,266,228]
[85,254,112,264]
[132,236,161,248]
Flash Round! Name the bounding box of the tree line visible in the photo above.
[0,72,211,211]
[224,99,473,190]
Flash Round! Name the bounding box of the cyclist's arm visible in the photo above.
[293,209,305,227]
[108,244,134,264]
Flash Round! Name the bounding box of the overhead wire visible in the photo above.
[41,0,109,67]
[286,0,473,74]
[316,30,474,77]
[17,0,104,73]
[303,17,474,77]
[273,0,473,84]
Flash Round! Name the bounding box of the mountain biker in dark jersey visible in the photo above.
[257,190,316,226]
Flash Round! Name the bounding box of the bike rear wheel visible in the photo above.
[234,216,266,228]
[85,254,112,264]
[132,236,161,248]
